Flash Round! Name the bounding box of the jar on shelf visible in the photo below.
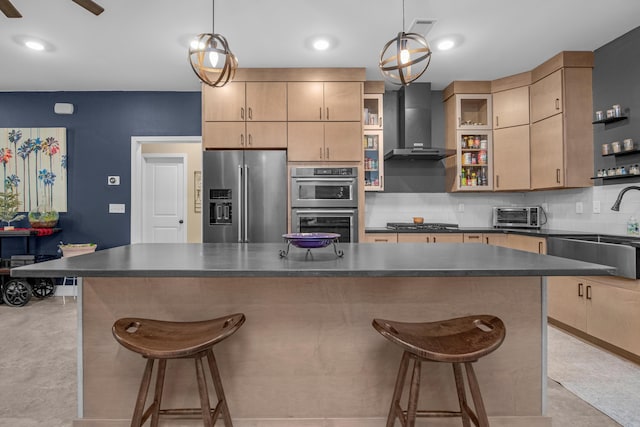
[602,143,610,155]
[624,138,634,151]
[595,111,604,121]
[613,104,622,117]
[611,141,622,153]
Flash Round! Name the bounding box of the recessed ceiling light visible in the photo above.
[313,38,330,51]
[25,40,45,51]
[437,39,455,51]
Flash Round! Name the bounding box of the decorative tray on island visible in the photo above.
[280,233,343,258]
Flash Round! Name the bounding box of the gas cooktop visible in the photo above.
[386,222,459,231]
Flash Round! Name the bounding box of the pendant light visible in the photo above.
[379,0,432,86]
[188,0,238,88]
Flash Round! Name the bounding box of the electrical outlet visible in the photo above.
[457,203,464,213]
[109,203,125,214]
[593,200,601,214]
[576,202,584,214]
[108,176,120,186]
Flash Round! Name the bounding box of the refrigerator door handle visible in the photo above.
[237,165,243,242]
[244,164,249,242]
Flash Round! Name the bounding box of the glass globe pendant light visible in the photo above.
[379,0,432,86]
[188,0,238,87]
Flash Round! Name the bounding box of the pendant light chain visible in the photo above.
[212,0,215,34]
[402,0,405,32]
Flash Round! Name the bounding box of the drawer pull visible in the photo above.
[586,285,592,300]
[578,282,584,297]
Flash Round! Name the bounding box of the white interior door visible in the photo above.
[141,154,186,243]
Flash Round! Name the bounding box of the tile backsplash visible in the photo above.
[365,182,640,235]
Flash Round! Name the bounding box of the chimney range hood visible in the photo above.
[384,83,455,161]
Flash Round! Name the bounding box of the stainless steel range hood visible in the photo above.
[384,83,455,161]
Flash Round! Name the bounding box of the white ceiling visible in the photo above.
[1,0,639,92]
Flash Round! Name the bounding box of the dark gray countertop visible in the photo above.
[11,243,615,278]
[365,227,607,237]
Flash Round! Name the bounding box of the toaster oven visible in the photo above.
[493,206,543,229]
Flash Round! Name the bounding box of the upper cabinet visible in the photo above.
[491,72,531,191]
[529,52,594,190]
[288,122,362,162]
[203,82,287,122]
[456,94,492,130]
[493,85,530,129]
[202,81,287,149]
[363,90,384,191]
[288,82,361,121]
[530,69,563,123]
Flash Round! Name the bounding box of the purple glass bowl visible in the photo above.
[282,233,341,249]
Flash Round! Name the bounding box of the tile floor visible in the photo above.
[0,297,626,426]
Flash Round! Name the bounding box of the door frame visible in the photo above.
[130,136,201,244]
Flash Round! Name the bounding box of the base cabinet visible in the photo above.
[398,233,463,243]
[505,234,546,254]
[548,276,640,357]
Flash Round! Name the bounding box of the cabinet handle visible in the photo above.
[578,282,584,297]
[326,107,330,120]
[538,242,543,253]
[248,107,253,120]
[380,175,383,188]
[555,98,560,110]
[586,285,592,300]
[248,134,252,146]
[432,236,437,243]
[240,134,245,146]
[241,107,245,120]
[379,116,383,128]
[319,107,322,120]
[374,238,389,242]
[496,175,500,188]
[326,147,330,159]
[319,147,323,159]
[556,169,561,184]
[485,236,489,244]
[496,115,499,127]
[467,235,480,240]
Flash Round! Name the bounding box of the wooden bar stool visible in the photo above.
[112,313,245,427]
[372,315,506,427]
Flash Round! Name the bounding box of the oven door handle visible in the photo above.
[294,209,356,215]
[292,178,356,182]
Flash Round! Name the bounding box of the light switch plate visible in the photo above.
[108,176,120,186]
[575,202,583,214]
[109,203,125,214]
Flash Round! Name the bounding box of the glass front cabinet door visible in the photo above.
[364,94,384,191]
[456,94,492,129]
[455,130,493,191]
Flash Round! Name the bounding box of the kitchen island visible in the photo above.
[14,243,614,427]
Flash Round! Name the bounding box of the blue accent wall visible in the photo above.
[0,92,201,257]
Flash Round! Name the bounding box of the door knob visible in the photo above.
[179,220,184,224]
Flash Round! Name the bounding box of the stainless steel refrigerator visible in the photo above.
[203,150,287,243]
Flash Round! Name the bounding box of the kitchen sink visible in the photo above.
[547,235,640,279]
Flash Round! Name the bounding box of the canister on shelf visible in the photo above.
[595,111,604,121]
[624,138,634,151]
[613,104,622,117]
[611,141,622,153]
[602,143,610,155]
[606,109,615,118]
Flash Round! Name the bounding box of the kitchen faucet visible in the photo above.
[611,186,640,211]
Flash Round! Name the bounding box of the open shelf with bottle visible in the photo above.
[364,130,384,191]
[593,116,628,125]
[455,131,493,191]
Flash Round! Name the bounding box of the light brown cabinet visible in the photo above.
[505,234,546,254]
[363,233,397,243]
[203,81,288,149]
[529,70,563,123]
[287,122,362,162]
[203,122,287,149]
[483,233,509,247]
[398,233,463,243]
[493,86,530,129]
[529,54,594,190]
[203,82,287,122]
[287,82,361,121]
[548,276,640,357]
[493,125,531,191]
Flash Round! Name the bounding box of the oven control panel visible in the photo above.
[292,167,357,177]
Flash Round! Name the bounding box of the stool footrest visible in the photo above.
[410,410,463,418]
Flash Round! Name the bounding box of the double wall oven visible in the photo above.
[291,167,358,242]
